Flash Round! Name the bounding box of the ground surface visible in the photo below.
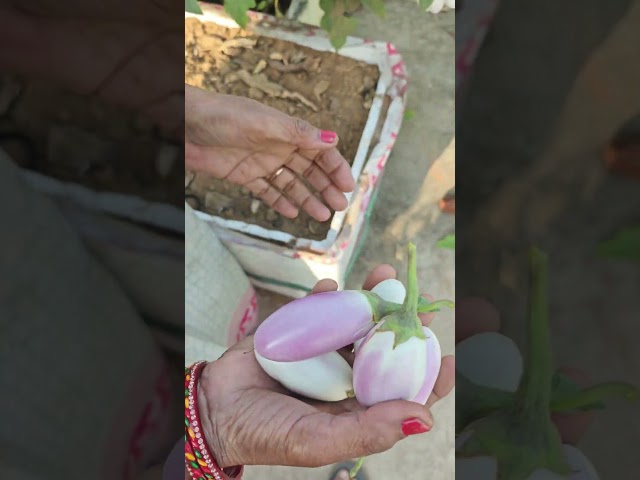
[245,3,456,480]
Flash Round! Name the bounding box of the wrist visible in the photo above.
[185,84,220,145]
[185,84,203,144]
[185,361,243,480]
[197,363,232,469]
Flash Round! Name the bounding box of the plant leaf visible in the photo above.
[361,0,385,17]
[403,109,416,121]
[418,0,434,9]
[551,372,605,411]
[225,0,257,28]
[185,0,203,14]
[598,226,640,261]
[437,233,455,249]
[319,0,357,51]
[344,0,362,14]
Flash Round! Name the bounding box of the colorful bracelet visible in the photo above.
[185,361,243,480]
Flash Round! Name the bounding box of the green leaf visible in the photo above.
[185,0,203,14]
[344,0,362,14]
[418,0,434,9]
[319,0,357,51]
[437,233,455,249]
[225,0,257,28]
[256,0,267,10]
[551,372,605,411]
[598,226,640,261]
[403,109,416,121]
[361,0,385,17]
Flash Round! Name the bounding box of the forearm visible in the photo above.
[185,84,231,146]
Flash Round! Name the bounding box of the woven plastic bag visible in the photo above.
[185,203,259,366]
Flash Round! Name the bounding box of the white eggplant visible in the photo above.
[456,444,599,480]
[255,350,353,402]
[456,331,523,392]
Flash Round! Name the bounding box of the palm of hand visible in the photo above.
[198,266,456,470]
[185,92,354,221]
[200,337,340,468]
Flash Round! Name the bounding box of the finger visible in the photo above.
[314,148,356,193]
[311,279,338,294]
[419,293,436,326]
[185,144,258,181]
[244,177,299,219]
[268,166,331,221]
[275,116,340,150]
[287,152,350,211]
[308,397,365,415]
[455,297,501,343]
[425,355,456,408]
[362,264,397,290]
[290,400,434,466]
[551,367,594,445]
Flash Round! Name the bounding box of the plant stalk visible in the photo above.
[551,381,638,410]
[349,456,366,479]
[511,247,553,417]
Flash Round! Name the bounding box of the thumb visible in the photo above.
[297,400,433,466]
[278,116,339,150]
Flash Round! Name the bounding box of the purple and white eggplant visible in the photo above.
[254,290,383,362]
[254,268,452,363]
[353,319,428,406]
[353,243,442,407]
[410,326,442,405]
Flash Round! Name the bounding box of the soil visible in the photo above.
[184,17,380,240]
[0,77,184,208]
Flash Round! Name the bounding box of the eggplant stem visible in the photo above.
[349,456,366,479]
[417,299,455,313]
[512,247,553,416]
[404,242,419,318]
[551,382,638,410]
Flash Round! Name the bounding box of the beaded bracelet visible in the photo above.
[185,361,243,480]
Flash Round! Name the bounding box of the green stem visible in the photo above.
[551,382,638,411]
[364,293,453,321]
[349,457,366,479]
[404,243,419,317]
[417,299,455,313]
[512,247,552,417]
[274,0,284,17]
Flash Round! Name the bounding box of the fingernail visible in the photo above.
[321,130,337,143]
[401,417,431,436]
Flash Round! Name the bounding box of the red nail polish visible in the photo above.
[321,130,337,143]
[401,418,431,436]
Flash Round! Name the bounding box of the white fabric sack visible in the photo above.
[185,203,259,366]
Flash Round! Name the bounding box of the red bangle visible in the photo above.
[185,361,243,479]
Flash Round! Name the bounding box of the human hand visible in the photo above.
[455,297,594,444]
[197,264,455,468]
[0,1,183,138]
[185,85,356,222]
